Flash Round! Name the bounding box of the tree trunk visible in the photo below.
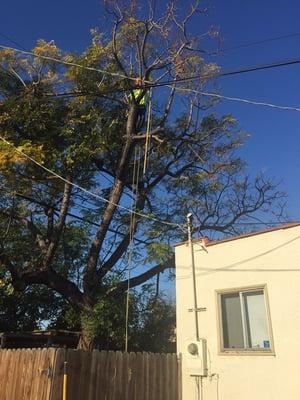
[77,305,96,350]
[77,329,95,350]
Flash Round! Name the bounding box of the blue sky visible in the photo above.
[1,0,300,220]
[207,0,300,219]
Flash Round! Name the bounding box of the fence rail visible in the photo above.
[0,348,181,400]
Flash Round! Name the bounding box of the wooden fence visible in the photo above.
[0,348,181,400]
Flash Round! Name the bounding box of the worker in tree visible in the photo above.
[131,77,147,131]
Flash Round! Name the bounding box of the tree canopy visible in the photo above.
[0,0,285,349]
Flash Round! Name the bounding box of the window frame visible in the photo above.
[216,284,275,355]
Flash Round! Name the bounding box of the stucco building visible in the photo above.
[175,222,300,400]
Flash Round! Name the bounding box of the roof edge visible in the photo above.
[174,221,300,248]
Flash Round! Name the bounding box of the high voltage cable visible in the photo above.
[0,183,291,230]
[0,187,290,230]
[8,171,102,212]
[0,135,184,231]
[3,43,300,94]
[0,188,100,228]
[2,29,300,61]
[146,57,300,89]
[0,187,141,244]
[3,42,300,116]
[50,55,300,97]
[43,56,300,114]
[0,32,27,51]
[1,38,297,229]
[0,44,137,83]
[1,26,299,70]
[48,84,300,115]
[220,32,300,53]
[172,87,300,113]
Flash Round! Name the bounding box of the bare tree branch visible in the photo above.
[107,255,175,297]
[42,179,72,269]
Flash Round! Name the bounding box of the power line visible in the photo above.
[0,44,136,83]
[0,186,294,245]
[220,32,300,53]
[148,57,300,89]
[0,185,291,230]
[0,32,27,51]
[0,135,184,231]
[42,55,300,106]
[3,43,300,96]
[0,28,298,70]
[3,42,300,116]
[0,189,100,228]
[0,187,138,243]
[48,77,300,115]
[173,87,300,113]
[1,158,142,212]
[8,171,100,212]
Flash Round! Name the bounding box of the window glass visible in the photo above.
[243,291,270,349]
[221,293,244,349]
[220,288,271,351]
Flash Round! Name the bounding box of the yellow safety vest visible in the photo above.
[132,89,147,105]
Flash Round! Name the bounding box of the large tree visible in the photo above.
[0,1,285,349]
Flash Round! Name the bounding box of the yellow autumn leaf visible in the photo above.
[0,141,45,169]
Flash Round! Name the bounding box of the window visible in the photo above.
[218,287,273,352]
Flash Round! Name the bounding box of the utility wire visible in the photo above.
[146,56,300,89]
[51,54,300,98]
[3,43,300,95]
[49,82,300,114]
[0,185,291,229]
[41,55,300,113]
[173,86,300,113]
[0,188,100,228]
[220,32,300,53]
[0,32,27,51]
[2,28,300,68]
[0,186,144,247]
[3,42,300,117]
[0,135,184,231]
[46,86,300,116]
[0,44,137,83]
[14,173,107,213]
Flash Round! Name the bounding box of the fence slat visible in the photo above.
[134,352,143,400]
[49,347,65,400]
[98,350,108,399]
[128,352,136,400]
[87,349,99,400]
[112,351,122,400]
[3,350,12,400]
[13,350,24,400]
[32,348,44,399]
[0,348,180,400]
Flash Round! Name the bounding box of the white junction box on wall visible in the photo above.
[185,338,208,376]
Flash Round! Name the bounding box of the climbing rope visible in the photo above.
[143,88,153,175]
[124,145,141,352]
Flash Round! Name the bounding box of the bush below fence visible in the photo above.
[0,348,181,400]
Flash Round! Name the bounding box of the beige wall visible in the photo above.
[175,225,300,400]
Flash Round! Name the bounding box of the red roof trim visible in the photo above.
[175,222,300,248]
